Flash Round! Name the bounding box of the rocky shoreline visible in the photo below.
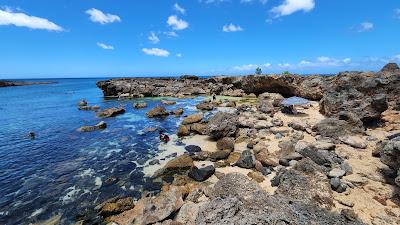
[61,63,400,225]
[0,80,56,87]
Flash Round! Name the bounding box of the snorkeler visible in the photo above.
[159,130,170,143]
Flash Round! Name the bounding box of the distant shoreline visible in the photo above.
[0,80,57,88]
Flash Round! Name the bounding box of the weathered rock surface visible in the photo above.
[78,121,107,132]
[196,101,214,111]
[108,186,184,225]
[146,105,169,118]
[182,113,203,125]
[153,155,194,182]
[97,197,135,217]
[206,112,238,139]
[216,137,234,151]
[96,107,125,118]
[235,150,256,169]
[196,173,363,225]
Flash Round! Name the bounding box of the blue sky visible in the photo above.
[0,0,399,78]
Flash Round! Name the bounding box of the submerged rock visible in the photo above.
[78,121,107,132]
[171,108,184,116]
[96,107,125,118]
[79,105,100,111]
[134,102,147,109]
[161,99,176,105]
[196,101,214,111]
[146,105,169,118]
[78,99,88,106]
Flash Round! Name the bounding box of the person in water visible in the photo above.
[159,130,170,143]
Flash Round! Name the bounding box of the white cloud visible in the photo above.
[142,48,170,57]
[167,15,189,30]
[223,23,243,32]
[0,8,63,31]
[298,56,352,67]
[85,8,121,24]
[148,32,160,44]
[358,22,374,32]
[164,31,179,38]
[241,0,268,4]
[176,53,183,57]
[343,58,351,64]
[271,0,315,18]
[174,3,185,14]
[278,63,292,68]
[201,0,229,3]
[234,63,271,71]
[97,42,114,50]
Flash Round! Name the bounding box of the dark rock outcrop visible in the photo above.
[206,112,238,140]
[196,173,364,225]
[188,165,215,181]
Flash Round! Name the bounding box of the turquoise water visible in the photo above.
[0,79,205,224]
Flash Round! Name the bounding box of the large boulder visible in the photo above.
[206,112,238,139]
[146,105,169,118]
[272,158,333,207]
[96,108,125,118]
[257,100,274,114]
[188,165,215,182]
[196,101,214,111]
[313,118,364,141]
[182,113,203,125]
[377,139,400,171]
[107,186,184,225]
[153,155,194,182]
[177,125,190,137]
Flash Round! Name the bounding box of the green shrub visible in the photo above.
[255,67,262,75]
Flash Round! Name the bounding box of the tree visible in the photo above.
[255,67,262,75]
[282,71,290,75]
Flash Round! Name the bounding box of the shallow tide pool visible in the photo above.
[0,78,206,224]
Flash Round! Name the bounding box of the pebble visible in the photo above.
[279,158,290,167]
[336,183,348,193]
[330,177,341,190]
[328,168,346,178]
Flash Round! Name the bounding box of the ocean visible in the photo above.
[0,78,206,224]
